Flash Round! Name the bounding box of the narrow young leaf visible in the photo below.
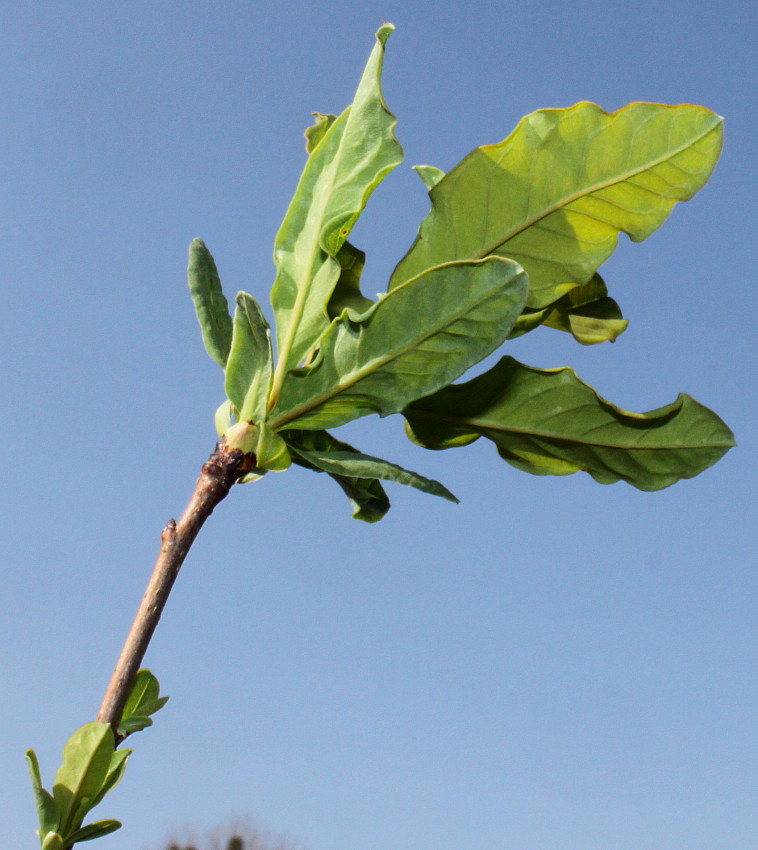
[63,819,121,844]
[269,257,528,431]
[390,102,723,309]
[404,356,736,490]
[286,429,391,522]
[288,441,457,502]
[25,750,59,838]
[52,722,114,837]
[269,24,403,403]
[224,292,273,421]
[187,238,233,367]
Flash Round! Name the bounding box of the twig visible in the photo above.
[96,440,248,735]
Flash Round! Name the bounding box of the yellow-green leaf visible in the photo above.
[390,102,723,308]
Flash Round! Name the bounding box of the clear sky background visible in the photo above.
[2,2,755,849]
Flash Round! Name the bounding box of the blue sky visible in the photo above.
[1,2,755,849]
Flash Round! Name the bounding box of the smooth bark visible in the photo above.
[96,440,247,736]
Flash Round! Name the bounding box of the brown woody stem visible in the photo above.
[96,440,247,735]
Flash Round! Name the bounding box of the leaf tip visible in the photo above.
[376,22,395,44]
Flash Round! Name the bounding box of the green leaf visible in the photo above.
[413,164,445,190]
[284,430,457,503]
[331,474,390,522]
[26,750,59,838]
[304,112,338,154]
[404,356,735,490]
[40,832,64,850]
[118,669,168,737]
[63,819,121,844]
[286,430,391,522]
[118,715,153,735]
[119,669,159,722]
[187,238,233,367]
[224,292,274,421]
[88,748,131,811]
[390,102,723,308]
[327,241,374,320]
[52,722,114,838]
[269,257,528,431]
[543,295,627,344]
[269,24,403,405]
[509,274,628,345]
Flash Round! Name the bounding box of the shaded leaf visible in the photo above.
[187,239,233,367]
[404,356,735,490]
[327,241,374,319]
[26,750,59,837]
[285,432,456,502]
[269,257,528,431]
[304,112,337,154]
[390,102,723,309]
[509,274,628,344]
[269,24,403,406]
[543,295,627,344]
[331,474,390,522]
[224,293,273,421]
[286,429,391,522]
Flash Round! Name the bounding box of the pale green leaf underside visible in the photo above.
[285,429,391,522]
[269,24,403,403]
[404,356,735,490]
[390,102,723,308]
[225,292,274,421]
[269,257,528,431]
[187,238,233,367]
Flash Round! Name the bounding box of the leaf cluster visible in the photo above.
[186,24,733,521]
[26,671,167,848]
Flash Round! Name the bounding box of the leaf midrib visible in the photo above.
[270,274,514,429]
[270,109,352,405]
[407,407,734,450]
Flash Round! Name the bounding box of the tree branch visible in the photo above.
[96,440,248,735]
